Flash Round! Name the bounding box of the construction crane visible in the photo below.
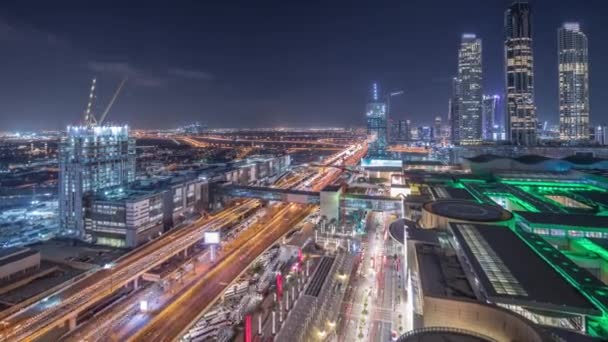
[83,77,127,127]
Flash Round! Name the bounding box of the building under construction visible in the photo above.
[58,78,134,238]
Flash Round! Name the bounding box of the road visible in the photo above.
[0,143,364,342]
[128,204,315,342]
[338,211,407,342]
[0,201,261,342]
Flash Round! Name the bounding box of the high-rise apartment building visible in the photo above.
[505,1,537,145]
[59,125,136,237]
[366,83,388,157]
[558,22,589,141]
[452,34,483,145]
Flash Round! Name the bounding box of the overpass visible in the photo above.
[0,201,262,342]
[215,184,404,219]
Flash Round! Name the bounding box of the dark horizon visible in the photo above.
[0,0,607,131]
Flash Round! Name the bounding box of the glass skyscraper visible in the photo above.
[452,34,483,145]
[59,125,136,237]
[366,83,388,157]
[558,22,589,141]
[505,1,537,145]
[482,95,501,140]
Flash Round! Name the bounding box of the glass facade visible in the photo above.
[58,125,136,237]
[505,1,537,145]
[482,95,502,140]
[452,34,482,145]
[558,23,589,141]
[366,83,389,157]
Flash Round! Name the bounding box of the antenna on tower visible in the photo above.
[84,78,97,126]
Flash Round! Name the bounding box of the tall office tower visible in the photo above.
[397,120,406,141]
[450,77,462,144]
[59,125,136,237]
[389,119,400,142]
[482,95,500,140]
[505,1,537,145]
[558,23,589,141]
[452,34,483,145]
[434,116,442,140]
[366,83,388,157]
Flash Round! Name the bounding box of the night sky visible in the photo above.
[0,0,606,131]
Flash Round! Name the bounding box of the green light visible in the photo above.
[513,229,608,338]
[487,193,539,212]
[576,239,608,263]
[502,180,606,192]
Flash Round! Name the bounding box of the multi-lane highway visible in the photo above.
[128,204,315,341]
[0,142,365,342]
[0,202,261,342]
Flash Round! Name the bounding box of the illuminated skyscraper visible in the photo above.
[59,125,136,237]
[558,22,589,141]
[450,77,462,143]
[482,95,501,140]
[452,34,483,145]
[366,83,388,157]
[434,116,442,141]
[505,1,537,145]
[398,119,411,141]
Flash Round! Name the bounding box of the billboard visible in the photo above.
[204,231,220,244]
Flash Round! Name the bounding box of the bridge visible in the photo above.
[308,162,363,173]
[215,184,404,219]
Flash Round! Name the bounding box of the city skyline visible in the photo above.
[0,0,607,131]
[4,2,608,341]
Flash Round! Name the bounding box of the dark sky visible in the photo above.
[0,0,606,131]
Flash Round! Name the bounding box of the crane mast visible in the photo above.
[82,77,126,127]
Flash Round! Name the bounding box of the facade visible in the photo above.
[505,1,537,145]
[366,83,388,157]
[86,190,164,248]
[595,126,608,145]
[85,176,208,248]
[433,116,442,141]
[58,126,136,237]
[452,34,483,145]
[558,23,590,141]
[450,77,462,143]
[398,119,411,141]
[482,95,500,140]
[418,126,433,142]
[0,247,40,281]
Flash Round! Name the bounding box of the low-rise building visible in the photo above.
[84,175,208,248]
[0,247,41,281]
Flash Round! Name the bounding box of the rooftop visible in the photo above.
[516,211,608,228]
[0,248,38,267]
[450,223,600,315]
[424,200,513,223]
[388,219,438,245]
[415,243,475,299]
